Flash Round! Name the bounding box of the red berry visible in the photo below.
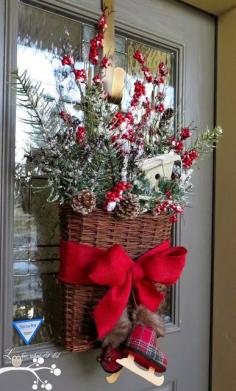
[61,55,74,66]
[74,69,86,82]
[76,126,86,144]
[98,14,107,31]
[158,62,168,77]
[133,50,145,65]
[101,56,110,69]
[155,103,165,113]
[180,127,191,140]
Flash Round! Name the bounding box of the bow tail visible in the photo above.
[134,280,165,312]
[94,275,132,340]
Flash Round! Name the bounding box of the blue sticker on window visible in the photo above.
[13,318,44,345]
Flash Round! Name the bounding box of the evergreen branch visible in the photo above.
[12,69,61,146]
[193,126,223,154]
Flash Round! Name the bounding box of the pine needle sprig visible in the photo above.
[193,126,223,154]
[12,69,62,146]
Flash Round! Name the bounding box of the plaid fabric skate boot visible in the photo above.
[97,345,125,373]
[124,324,168,373]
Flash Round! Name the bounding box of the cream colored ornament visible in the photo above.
[11,355,22,367]
[116,354,165,387]
[138,152,181,189]
[106,370,123,383]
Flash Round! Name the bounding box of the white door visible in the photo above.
[0,1,215,390]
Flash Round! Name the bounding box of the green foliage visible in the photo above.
[12,66,222,215]
[12,69,123,205]
[133,175,186,212]
[12,70,62,147]
[193,126,223,154]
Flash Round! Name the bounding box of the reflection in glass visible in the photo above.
[122,39,175,113]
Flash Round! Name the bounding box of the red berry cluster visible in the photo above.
[61,55,87,84]
[110,111,141,154]
[93,74,102,85]
[74,69,86,82]
[133,50,145,65]
[154,199,183,223]
[125,112,134,124]
[104,182,133,211]
[89,40,99,65]
[141,98,152,125]
[175,141,184,153]
[132,50,169,116]
[170,215,178,223]
[76,126,86,144]
[141,66,153,83]
[98,13,108,31]
[169,137,184,153]
[111,112,125,128]
[121,129,136,143]
[181,149,199,168]
[134,81,146,98]
[143,98,151,112]
[157,91,166,100]
[131,81,146,107]
[133,51,154,84]
[158,62,168,77]
[155,103,165,113]
[154,62,168,86]
[180,127,191,140]
[111,112,134,129]
[165,190,172,199]
[154,200,170,215]
[61,55,74,66]
[95,33,104,49]
[101,55,110,69]
[89,12,109,68]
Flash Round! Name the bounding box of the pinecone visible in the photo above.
[159,108,174,131]
[115,193,140,219]
[71,190,96,215]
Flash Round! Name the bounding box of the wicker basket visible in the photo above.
[60,206,172,352]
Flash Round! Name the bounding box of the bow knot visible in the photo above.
[132,263,144,284]
[59,240,187,339]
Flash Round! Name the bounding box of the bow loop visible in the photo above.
[141,246,187,285]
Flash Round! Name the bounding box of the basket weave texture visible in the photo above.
[60,206,172,352]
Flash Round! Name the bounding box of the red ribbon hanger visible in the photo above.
[59,240,187,339]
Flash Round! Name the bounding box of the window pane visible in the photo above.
[121,38,175,113]
[14,2,82,346]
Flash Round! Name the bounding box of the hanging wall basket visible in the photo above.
[60,206,172,352]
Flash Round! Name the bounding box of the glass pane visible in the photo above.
[14,2,83,346]
[114,52,127,69]
[127,40,175,85]
[115,35,126,53]
[120,38,175,114]
[83,24,96,43]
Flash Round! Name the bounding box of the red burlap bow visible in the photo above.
[59,240,187,339]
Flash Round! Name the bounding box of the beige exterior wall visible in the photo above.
[182,0,236,15]
[213,7,236,391]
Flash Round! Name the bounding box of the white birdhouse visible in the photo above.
[138,152,181,189]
